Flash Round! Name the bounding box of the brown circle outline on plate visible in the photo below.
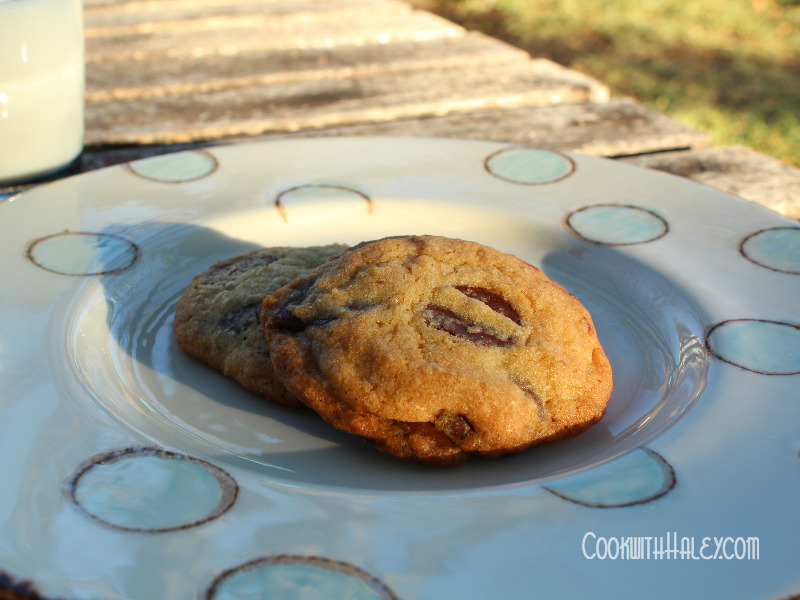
[705,318,800,375]
[26,231,141,276]
[65,446,239,533]
[274,183,373,223]
[124,149,219,183]
[205,554,398,600]
[565,203,669,246]
[739,226,800,275]
[543,448,676,508]
[483,146,576,185]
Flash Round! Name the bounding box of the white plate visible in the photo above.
[1,137,798,599]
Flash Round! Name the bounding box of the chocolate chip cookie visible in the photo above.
[174,244,347,406]
[261,235,613,465]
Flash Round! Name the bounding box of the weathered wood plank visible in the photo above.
[14,0,768,210]
[622,146,800,220]
[83,0,412,27]
[86,32,530,100]
[82,0,408,11]
[84,7,464,62]
[77,98,706,167]
[84,59,609,145]
[234,98,709,157]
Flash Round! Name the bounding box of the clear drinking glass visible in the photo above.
[0,0,84,185]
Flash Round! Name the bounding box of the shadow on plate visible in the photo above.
[73,221,708,493]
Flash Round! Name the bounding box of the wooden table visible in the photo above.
[2,0,798,220]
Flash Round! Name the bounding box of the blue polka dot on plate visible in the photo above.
[740,227,800,274]
[127,150,218,182]
[68,448,237,532]
[484,147,575,184]
[706,319,800,375]
[566,204,668,245]
[208,556,396,600]
[274,184,372,223]
[27,232,139,276]
[544,448,675,508]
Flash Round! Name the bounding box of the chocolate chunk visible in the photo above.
[220,303,261,335]
[272,297,376,333]
[269,279,316,332]
[271,309,337,333]
[454,285,522,325]
[204,253,279,285]
[434,410,474,442]
[270,308,309,333]
[512,377,545,417]
[425,304,514,347]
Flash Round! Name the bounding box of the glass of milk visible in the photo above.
[0,0,84,185]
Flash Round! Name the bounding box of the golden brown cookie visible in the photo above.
[173,245,347,406]
[261,235,612,465]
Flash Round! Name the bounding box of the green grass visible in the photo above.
[412,0,800,166]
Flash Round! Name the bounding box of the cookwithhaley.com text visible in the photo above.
[582,531,759,560]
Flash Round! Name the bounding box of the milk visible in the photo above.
[0,0,84,184]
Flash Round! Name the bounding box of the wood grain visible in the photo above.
[4,0,796,216]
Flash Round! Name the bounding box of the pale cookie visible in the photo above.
[174,244,348,406]
[261,235,613,465]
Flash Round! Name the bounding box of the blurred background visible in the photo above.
[411,0,800,167]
